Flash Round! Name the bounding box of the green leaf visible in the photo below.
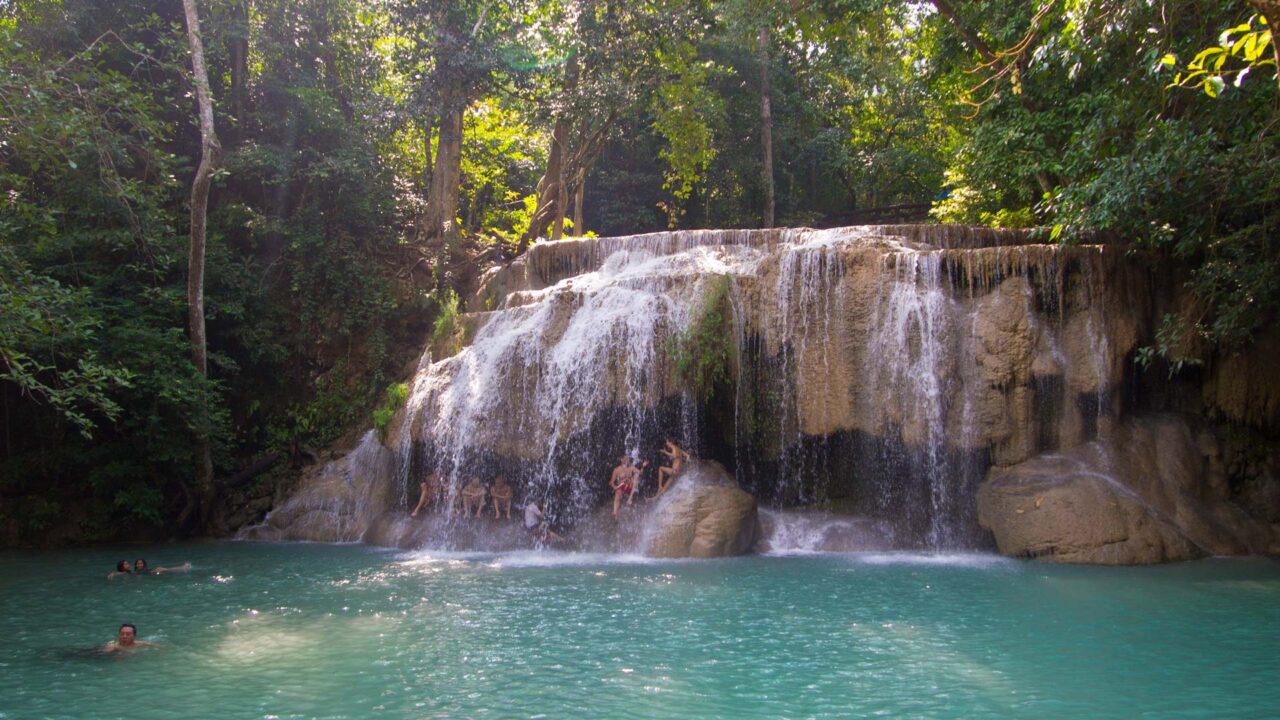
[1204,76,1225,98]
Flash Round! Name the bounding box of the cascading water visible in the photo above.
[867,250,962,546]
[251,225,1143,556]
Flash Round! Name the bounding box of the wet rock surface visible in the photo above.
[243,433,396,543]
[978,415,1276,564]
[641,461,760,558]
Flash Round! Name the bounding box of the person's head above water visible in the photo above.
[133,559,148,573]
[116,560,131,573]
[117,623,138,646]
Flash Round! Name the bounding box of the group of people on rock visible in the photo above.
[406,439,691,539]
[610,439,688,517]
[410,471,516,520]
[410,469,565,543]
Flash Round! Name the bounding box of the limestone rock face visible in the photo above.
[978,415,1273,564]
[642,461,760,558]
[978,456,1200,564]
[242,432,397,543]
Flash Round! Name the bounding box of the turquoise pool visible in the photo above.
[2,543,1278,719]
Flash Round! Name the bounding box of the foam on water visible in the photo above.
[396,549,662,569]
[842,552,1017,568]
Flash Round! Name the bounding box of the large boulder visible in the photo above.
[641,460,760,558]
[978,414,1276,564]
[977,454,1200,564]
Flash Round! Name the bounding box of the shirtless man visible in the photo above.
[611,456,646,517]
[654,439,687,498]
[490,475,514,519]
[104,623,156,653]
[461,477,487,518]
[107,560,132,580]
[411,470,441,517]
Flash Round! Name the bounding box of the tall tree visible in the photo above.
[758,24,774,228]
[182,0,222,523]
[399,1,531,243]
[520,0,714,248]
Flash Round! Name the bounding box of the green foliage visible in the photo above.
[1135,313,1206,377]
[1165,14,1275,97]
[459,100,546,239]
[0,247,132,437]
[372,382,409,439]
[668,275,735,399]
[3,0,1279,543]
[651,43,726,222]
[431,290,463,357]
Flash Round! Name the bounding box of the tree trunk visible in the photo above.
[758,26,775,229]
[420,113,435,196]
[520,53,580,249]
[182,0,222,529]
[551,117,570,240]
[572,170,586,235]
[423,91,463,241]
[930,0,997,62]
[227,0,249,145]
[315,10,352,121]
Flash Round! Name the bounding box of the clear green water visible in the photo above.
[2,543,1279,719]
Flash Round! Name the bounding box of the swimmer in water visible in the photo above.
[107,560,132,580]
[103,623,156,653]
[133,559,192,575]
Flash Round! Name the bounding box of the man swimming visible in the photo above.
[107,560,132,580]
[133,559,192,575]
[103,623,156,653]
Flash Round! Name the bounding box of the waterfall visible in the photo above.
[255,225,1138,554]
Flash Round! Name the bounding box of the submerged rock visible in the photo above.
[978,414,1276,564]
[641,461,760,558]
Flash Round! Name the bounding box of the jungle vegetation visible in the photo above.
[1,0,1275,543]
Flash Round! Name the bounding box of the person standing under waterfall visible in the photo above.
[411,470,441,517]
[461,477,487,518]
[653,440,687,498]
[490,475,514,519]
